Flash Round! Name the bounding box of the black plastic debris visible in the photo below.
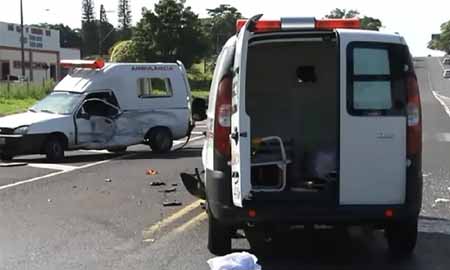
[149,181,166,186]
[160,187,177,193]
[163,200,182,207]
[171,183,178,187]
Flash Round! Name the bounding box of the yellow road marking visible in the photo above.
[172,212,207,234]
[142,199,202,239]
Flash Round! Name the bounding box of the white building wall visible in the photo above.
[0,21,80,82]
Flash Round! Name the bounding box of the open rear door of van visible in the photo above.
[338,31,408,205]
[230,15,262,207]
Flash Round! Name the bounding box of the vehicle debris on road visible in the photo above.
[433,198,450,207]
[105,178,112,182]
[146,169,158,175]
[162,200,182,207]
[149,181,166,186]
[160,187,177,193]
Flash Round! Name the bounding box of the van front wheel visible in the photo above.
[385,218,418,257]
[44,137,65,162]
[148,128,173,154]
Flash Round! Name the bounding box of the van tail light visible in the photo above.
[214,75,232,158]
[406,73,422,157]
[315,18,361,30]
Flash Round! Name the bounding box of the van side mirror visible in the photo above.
[192,97,207,121]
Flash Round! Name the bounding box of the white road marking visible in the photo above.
[190,131,205,135]
[438,57,446,71]
[0,137,205,192]
[28,163,78,171]
[0,154,134,191]
[432,91,450,118]
[81,150,110,154]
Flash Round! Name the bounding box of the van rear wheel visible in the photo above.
[207,209,232,255]
[385,218,418,257]
[44,137,65,162]
[148,128,173,154]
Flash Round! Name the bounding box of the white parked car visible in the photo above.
[443,69,450,78]
[0,59,200,161]
[442,57,450,65]
[182,15,422,256]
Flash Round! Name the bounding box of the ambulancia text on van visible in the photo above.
[0,59,197,161]
[181,16,422,257]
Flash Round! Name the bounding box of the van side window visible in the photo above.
[137,78,173,98]
[347,43,407,116]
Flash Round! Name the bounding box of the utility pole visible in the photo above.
[20,0,25,79]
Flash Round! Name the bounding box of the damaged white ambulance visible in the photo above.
[0,59,198,161]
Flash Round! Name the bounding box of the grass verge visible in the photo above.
[0,98,37,116]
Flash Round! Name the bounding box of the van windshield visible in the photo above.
[31,91,83,115]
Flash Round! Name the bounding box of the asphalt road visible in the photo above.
[1,58,450,270]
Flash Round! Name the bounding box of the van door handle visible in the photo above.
[230,128,247,144]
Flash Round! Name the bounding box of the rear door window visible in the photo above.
[347,42,408,116]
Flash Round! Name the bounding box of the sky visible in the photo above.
[1,0,448,56]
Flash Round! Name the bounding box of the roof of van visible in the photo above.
[54,62,182,93]
[336,28,407,45]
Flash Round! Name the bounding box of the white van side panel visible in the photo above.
[338,30,407,205]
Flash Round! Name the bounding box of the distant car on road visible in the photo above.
[443,69,450,79]
[443,57,450,65]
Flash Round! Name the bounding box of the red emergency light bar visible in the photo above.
[60,58,105,69]
[236,18,360,33]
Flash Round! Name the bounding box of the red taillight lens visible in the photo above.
[214,76,232,158]
[406,74,422,156]
[236,19,281,33]
[315,19,361,30]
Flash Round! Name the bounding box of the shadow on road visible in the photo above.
[121,148,202,161]
[13,153,122,164]
[239,225,450,270]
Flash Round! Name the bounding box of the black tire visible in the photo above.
[385,218,418,257]
[148,128,173,154]
[1,153,13,161]
[207,209,232,255]
[44,137,65,162]
[107,146,127,154]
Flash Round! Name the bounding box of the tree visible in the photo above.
[82,0,95,22]
[325,8,383,31]
[118,0,132,40]
[133,0,208,67]
[205,4,242,54]
[34,23,81,48]
[326,8,360,19]
[428,20,450,54]
[99,4,117,55]
[110,40,139,62]
[81,0,98,57]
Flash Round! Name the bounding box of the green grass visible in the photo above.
[0,98,37,116]
[0,81,54,100]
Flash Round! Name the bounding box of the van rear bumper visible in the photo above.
[206,168,422,227]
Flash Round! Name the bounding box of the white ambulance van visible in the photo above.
[0,59,199,161]
[181,16,422,256]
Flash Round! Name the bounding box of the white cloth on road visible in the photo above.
[207,252,261,270]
